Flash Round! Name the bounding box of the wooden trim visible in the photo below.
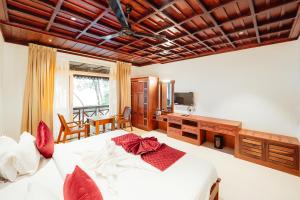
[46,0,64,31]
[70,70,110,78]
[249,0,261,43]
[76,10,109,39]
[209,178,221,200]
[289,5,300,38]
[0,0,9,21]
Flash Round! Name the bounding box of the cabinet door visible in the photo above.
[131,93,138,126]
[137,93,144,126]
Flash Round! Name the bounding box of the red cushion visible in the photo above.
[64,166,103,200]
[35,121,54,158]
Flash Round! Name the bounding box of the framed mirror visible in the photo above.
[158,80,175,113]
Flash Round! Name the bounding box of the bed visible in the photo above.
[0,158,64,200]
[0,130,219,200]
[53,130,220,200]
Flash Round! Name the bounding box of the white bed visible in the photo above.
[0,158,64,200]
[53,130,218,200]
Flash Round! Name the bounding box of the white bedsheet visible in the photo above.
[0,158,63,200]
[53,130,218,200]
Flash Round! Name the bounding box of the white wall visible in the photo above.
[133,39,300,139]
[1,43,28,140]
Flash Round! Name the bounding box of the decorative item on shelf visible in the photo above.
[214,135,224,149]
[187,106,193,115]
[156,109,161,116]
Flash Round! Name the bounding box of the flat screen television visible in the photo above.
[174,92,194,106]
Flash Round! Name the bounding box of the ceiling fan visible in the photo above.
[99,0,166,41]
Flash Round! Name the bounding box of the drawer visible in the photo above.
[241,137,263,147]
[168,127,182,136]
[168,117,182,124]
[266,143,299,169]
[182,125,199,134]
[199,122,237,136]
[240,136,264,159]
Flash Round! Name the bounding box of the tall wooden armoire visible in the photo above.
[131,77,158,131]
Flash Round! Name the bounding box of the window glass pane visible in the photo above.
[73,75,109,107]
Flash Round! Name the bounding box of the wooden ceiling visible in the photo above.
[0,0,300,66]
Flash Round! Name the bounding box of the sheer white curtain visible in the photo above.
[109,65,117,116]
[53,58,70,141]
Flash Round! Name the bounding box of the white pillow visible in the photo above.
[14,132,40,175]
[0,136,18,181]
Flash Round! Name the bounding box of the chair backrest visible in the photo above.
[122,106,132,121]
[57,114,69,132]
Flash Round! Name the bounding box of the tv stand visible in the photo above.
[167,113,242,152]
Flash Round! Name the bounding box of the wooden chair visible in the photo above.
[57,114,90,143]
[116,106,133,131]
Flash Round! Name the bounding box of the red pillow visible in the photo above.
[64,166,103,200]
[36,121,54,158]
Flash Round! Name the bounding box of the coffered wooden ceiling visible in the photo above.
[0,0,300,66]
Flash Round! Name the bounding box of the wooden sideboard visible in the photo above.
[167,113,242,147]
[236,129,300,176]
[165,113,300,176]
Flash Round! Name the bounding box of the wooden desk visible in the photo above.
[88,116,115,135]
[167,113,242,147]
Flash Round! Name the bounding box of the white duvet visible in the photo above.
[53,130,218,200]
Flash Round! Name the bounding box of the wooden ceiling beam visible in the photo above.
[0,20,155,64]
[76,10,109,39]
[249,0,261,43]
[141,1,214,52]
[210,28,291,48]
[199,14,299,44]
[45,0,64,31]
[123,0,242,53]
[136,0,179,24]
[195,0,236,48]
[289,4,300,38]
[0,0,9,21]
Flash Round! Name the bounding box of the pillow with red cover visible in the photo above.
[35,121,54,158]
[64,166,103,200]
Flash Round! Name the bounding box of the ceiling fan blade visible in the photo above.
[133,32,166,41]
[99,32,123,41]
[108,0,129,28]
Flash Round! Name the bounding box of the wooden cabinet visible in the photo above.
[237,129,300,176]
[131,77,158,131]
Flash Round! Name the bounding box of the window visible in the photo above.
[73,75,109,107]
[69,61,110,123]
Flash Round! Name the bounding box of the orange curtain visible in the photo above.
[116,61,132,114]
[21,44,57,136]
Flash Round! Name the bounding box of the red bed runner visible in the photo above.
[112,134,185,171]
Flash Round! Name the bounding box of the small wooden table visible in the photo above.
[88,116,115,135]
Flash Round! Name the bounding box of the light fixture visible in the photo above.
[71,17,76,21]
[165,42,172,46]
[238,31,244,35]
